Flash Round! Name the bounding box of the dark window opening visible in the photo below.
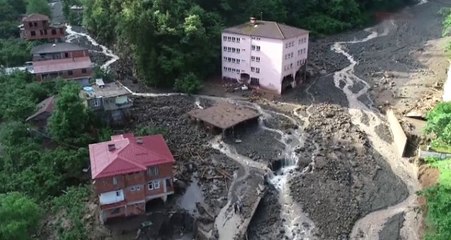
[44,29,47,35]
[81,68,87,73]
[111,208,120,214]
[33,22,37,27]
[68,70,73,75]
[28,22,32,27]
[30,31,36,36]
[51,29,56,35]
[166,179,172,188]
[64,52,69,58]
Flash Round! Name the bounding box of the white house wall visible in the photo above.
[222,31,309,94]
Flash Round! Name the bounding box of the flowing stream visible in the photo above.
[331,20,420,240]
[66,18,420,239]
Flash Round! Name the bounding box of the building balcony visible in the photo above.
[99,189,125,205]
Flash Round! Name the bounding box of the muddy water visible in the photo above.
[331,20,420,240]
[177,175,204,216]
[66,20,419,239]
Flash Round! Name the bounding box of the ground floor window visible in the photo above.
[250,77,259,86]
[148,180,160,190]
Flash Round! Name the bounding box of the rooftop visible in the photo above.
[187,102,260,130]
[31,43,86,55]
[22,13,49,22]
[26,96,55,122]
[223,20,309,40]
[89,133,175,179]
[81,80,130,99]
[32,56,92,74]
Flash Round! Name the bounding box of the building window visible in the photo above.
[237,49,240,53]
[290,52,294,58]
[256,57,260,62]
[250,77,259,86]
[223,57,227,61]
[251,56,255,61]
[28,22,33,27]
[147,167,160,176]
[237,59,240,64]
[232,58,236,63]
[31,31,36,36]
[130,185,141,192]
[223,47,227,52]
[232,48,235,53]
[232,37,235,42]
[256,46,260,51]
[68,70,73,75]
[251,67,255,72]
[227,47,231,52]
[223,36,227,41]
[34,22,37,27]
[256,68,260,73]
[227,57,231,62]
[148,180,160,190]
[251,45,256,51]
[112,177,117,185]
[51,29,56,35]
[227,36,231,41]
[237,38,240,43]
[82,68,87,73]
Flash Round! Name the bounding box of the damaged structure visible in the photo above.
[19,14,65,41]
[222,17,309,94]
[187,102,260,134]
[89,133,176,223]
[80,79,132,125]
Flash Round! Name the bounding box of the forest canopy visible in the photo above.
[81,0,414,91]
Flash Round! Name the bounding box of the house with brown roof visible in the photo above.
[222,17,309,94]
[89,133,175,223]
[29,43,93,85]
[20,14,65,41]
[26,96,55,129]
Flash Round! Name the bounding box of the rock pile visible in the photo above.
[289,104,408,239]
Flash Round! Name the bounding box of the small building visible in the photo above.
[187,102,260,134]
[28,43,93,84]
[25,96,56,129]
[222,17,309,94]
[19,14,65,41]
[31,43,89,61]
[89,133,176,223]
[80,80,133,125]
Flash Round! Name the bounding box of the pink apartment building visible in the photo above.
[222,17,309,94]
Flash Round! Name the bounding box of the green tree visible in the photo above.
[174,72,202,94]
[0,39,32,67]
[26,0,51,16]
[0,192,42,240]
[48,82,90,143]
[425,102,451,144]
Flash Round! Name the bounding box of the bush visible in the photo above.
[425,102,451,144]
[421,184,451,240]
[173,72,202,94]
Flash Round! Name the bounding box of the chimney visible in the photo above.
[108,144,116,151]
[136,137,143,144]
[250,17,257,25]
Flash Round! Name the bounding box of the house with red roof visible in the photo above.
[89,133,175,223]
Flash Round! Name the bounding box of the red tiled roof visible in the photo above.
[23,13,49,22]
[89,133,175,179]
[32,56,92,74]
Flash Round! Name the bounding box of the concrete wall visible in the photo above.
[281,34,309,80]
[386,109,407,158]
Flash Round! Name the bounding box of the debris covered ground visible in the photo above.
[52,0,451,239]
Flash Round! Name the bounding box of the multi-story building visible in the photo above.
[89,133,176,223]
[80,79,133,125]
[20,14,65,41]
[222,17,309,94]
[28,43,93,84]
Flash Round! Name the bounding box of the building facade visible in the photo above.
[29,43,93,84]
[222,17,309,94]
[20,14,65,41]
[80,79,133,125]
[89,133,175,223]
